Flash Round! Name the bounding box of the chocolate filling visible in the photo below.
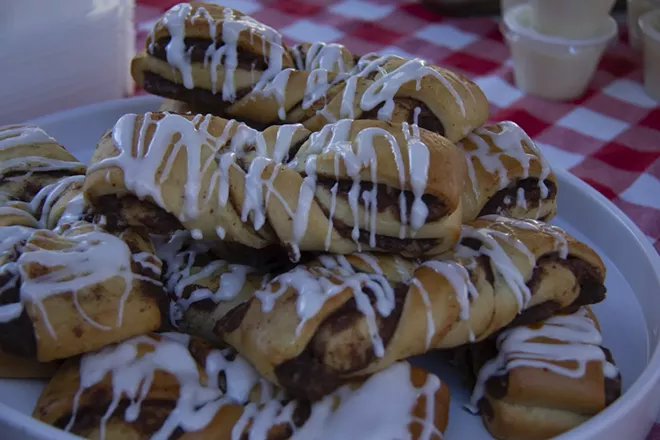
[331,217,440,254]
[273,284,407,400]
[0,270,37,358]
[86,195,183,235]
[214,300,251,337]
[479,178,557,218]
[53,398,182,439]
[150,37,269,70]
[558,257,606,310]
[0,171,81,202]
[317,179,448,223]
[362,98,445,136]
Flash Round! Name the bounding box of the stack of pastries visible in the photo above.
[0,2,621,439]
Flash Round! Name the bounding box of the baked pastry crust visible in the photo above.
[34,333,450,440]
[130,3,489,141]
[0,221,165,362]
[216,216,605,399]
[0,124,85,202]
[468,307,621,440]
[84,112,466,259]
[458,121,557,222]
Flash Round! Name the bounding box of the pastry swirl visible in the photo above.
[84,112,466,260]
[131,2,489,141]
[468,307,621,440]
[214,216,605,399]
[458,121,557,222]
[34,333,450,440]
[0,124,85,202]
[0,221,166,362]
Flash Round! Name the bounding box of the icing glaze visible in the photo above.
[460,121,552,211]
[480,215,569,259]
[5,223,160,336]
[256,253,396,357]
[469,308,619,410]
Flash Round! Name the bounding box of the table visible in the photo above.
[134,1,660,435]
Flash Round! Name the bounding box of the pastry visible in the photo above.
[426,215,606,348]
[156,230,265,339]
[468,307,621,440]
[84,112,466,260]
[0,221,165,362]
[215,216,605,399]
[0,124,85,202]
[34,332,450,440]
[131,2,489,141]
[458,121,557,222]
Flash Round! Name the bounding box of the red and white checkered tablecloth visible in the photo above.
[134,0,660,434]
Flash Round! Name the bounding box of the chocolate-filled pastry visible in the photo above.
[34,333,450,440]
[289,42,359,74]
[0,124,86,202]
[155,230,265,340]
[0,221,165,362]
[458,121,557,222]
[425,215,606,349]
[218,252,462,399]
[468,307,621,440]
[132,3,489,140]
[84,113,465,260]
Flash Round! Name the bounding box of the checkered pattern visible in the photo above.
[134,1,660,253]
[136,0,660,435]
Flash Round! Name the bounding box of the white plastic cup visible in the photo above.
[502,4,618,101]
[628,0,660,49]
[529,0,616,38]
[639,9,660,100]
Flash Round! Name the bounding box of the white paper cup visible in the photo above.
[502,4,618,101]
[639,9,660,100]
[628,0,660,49]
[529,0,616,38]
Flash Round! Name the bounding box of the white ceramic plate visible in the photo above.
[2,97,660,440]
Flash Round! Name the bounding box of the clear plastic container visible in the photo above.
[528,0,616,38]
[628,0,660,49]
[502,4,618,101]
[639,9,660,100]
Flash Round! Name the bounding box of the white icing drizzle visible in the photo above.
[0,124,57,150]
[156,231,253,325]
[0,205,39,228]
[295,42,350,73]
[460,121,552,210]
[256,254,395,357]
[239,362,443,440]
[11,224,158,336]
[65,334,267,440]
[480,215,569,259]
[456,225,533,311]
[155,3,287,103]
[402,122,430,235]
[358,57,466,120]
[469,308,619,410]
[90,113,301,241]
[422,260,478,321]
[29,175,85,228]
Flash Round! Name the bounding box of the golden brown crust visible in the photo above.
[84,113,465,258]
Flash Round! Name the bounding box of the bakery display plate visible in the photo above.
[1,96,659,440]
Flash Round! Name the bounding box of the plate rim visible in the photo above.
[1,96,657,439]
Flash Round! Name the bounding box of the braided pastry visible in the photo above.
[0,221,165,362]
[131,2,489,141]
[214,216,605,399]
[458,121,557,222]
[34,332,450,440]
[468,307,621,440]
[0,124,85,202]
[84,112,466,260]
